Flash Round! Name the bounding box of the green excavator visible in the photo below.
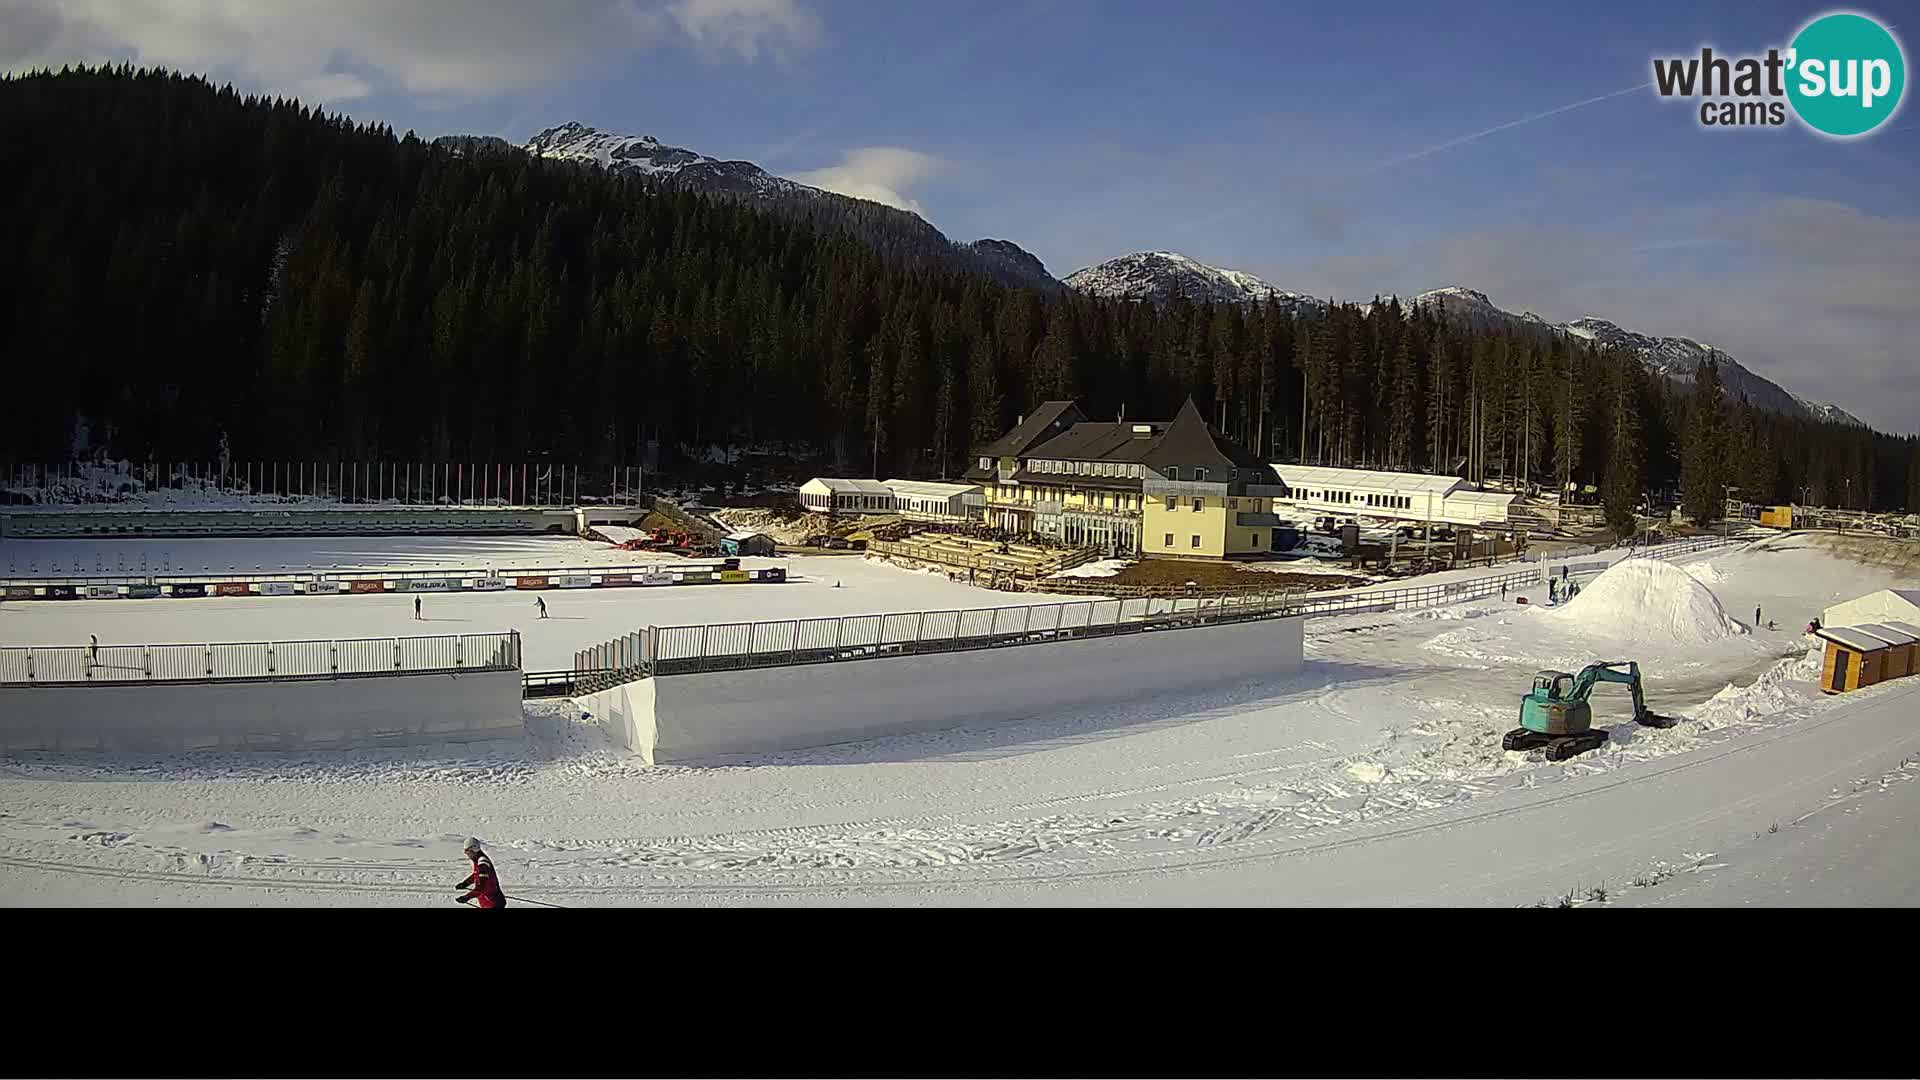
[1503,661,1677,761]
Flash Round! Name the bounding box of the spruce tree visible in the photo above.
[1602,359,1643,540]
[1681,358,1729,525]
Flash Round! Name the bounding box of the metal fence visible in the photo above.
[1624,534,1749,562]
[0,631,521,686]
[575,563,1554,680]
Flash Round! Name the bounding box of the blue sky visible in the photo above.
[5,0,1917,429]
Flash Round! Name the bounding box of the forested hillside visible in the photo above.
[1,67,1913,512]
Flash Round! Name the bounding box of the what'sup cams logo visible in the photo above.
[1653,11,1906,137]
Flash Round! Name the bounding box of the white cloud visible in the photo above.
[671,0,820,64]
[792,147,946,215]
[0,0,820,103]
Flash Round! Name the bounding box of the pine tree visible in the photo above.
[1681,358,1729,525]
[1602,359,1643,540]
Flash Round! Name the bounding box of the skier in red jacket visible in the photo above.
[455,838,507,909]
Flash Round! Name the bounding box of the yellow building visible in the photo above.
[964,398,1288,559]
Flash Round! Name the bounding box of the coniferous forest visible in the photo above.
[3,67,1915,516]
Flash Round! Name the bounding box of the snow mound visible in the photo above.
[1549,559,1746,644]
[1051,558,1130,579]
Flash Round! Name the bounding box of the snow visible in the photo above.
[1063,252,1322,309]
[3,530,1915,905]
[1545,558,1746,645]
[0,537,1097,670]
[1049,558,1129,579]
[590,525,648,546]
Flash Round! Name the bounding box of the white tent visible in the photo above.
[1823,589,1920,629]
[883,479,983,520]
[798,478,897,514]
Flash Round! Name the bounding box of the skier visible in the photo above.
[535,595,548,619]
[414,596,422,621]
[1755,606,1763,628]
[454,838,506,909]
[1548,579,1558,604]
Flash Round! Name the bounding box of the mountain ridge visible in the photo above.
[1064,252,1862,426]
[507,122,1058,290]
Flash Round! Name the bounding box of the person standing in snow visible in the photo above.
[89,634,99,667]
[455,838,507,909]
[1755,606,1762,628]
[535,595,547,619]
[414,596,422,621]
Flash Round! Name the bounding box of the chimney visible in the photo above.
[1017,414,1024,426]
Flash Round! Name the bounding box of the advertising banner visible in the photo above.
[127,584,162,599]
[600,574,634,586]
[258,582,297,596]
[170,583,206,598]
[349,580,386,594]
[680,571,710,584]
[719,569,750,583]
[404,579,454,592]
[640,573,674,586]
[215,582,251,597]
[4,586,34,600]
[472,577,508,591]
[515,577,549,590]
[47,585,77,599]
[556,575,592,589]
[758,568,787,583]
[85,585,120,599]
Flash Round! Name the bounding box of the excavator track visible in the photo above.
[1502,727,1610,760]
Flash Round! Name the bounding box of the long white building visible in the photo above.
[1268,465,1521,528]
[798,477,984,520]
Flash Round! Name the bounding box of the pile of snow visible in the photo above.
[592,525,649,546]
[1548,558,1746,644]
[1685,646,1825,730]
[1247,558,1361,577]
[1051,558,1130,579]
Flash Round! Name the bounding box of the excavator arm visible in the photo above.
[1567,661,1651,723]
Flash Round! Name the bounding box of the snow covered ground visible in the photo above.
[2,533,1916,906]
[0,541,1097,669]
[1,534,669,577]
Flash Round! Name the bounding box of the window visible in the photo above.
[979,457,991,471]
[1191,497,1203,512]
[1166,467,1179,481]
[1194,468,1208,482]
[1191,534,1201,548]
[1228,498,1238,509]
[1164,495,1176,510]
[1163,533,1174,546]
[1252,532,1262,548]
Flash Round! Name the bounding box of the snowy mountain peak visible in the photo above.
[1418,285,1495,307]
[1486,304,1862,426]
[524,121,750,182]
[1064,251,1322,309]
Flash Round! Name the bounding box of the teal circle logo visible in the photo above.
[1787,12,1906,137]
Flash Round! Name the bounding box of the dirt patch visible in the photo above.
[1106,558,1367,592]
[712,507,885,546]
[1798,532,1920,575]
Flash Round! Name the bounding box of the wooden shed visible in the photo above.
[1814,626,1890,694]
[1854,623,1918,680]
